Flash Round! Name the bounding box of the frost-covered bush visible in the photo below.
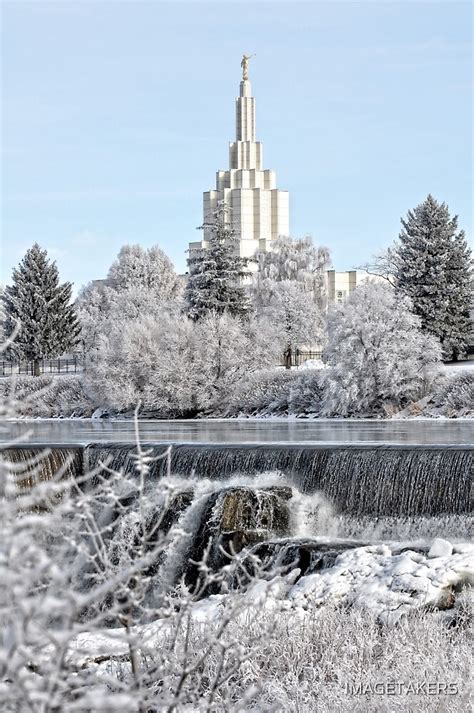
[220,368,300,416]
[85,311,196,416]
[431,371,474,415]
[0,415,271,711]
[85,309,279,416]
[193,313,280,413]
[223,603,472,712]
[288,368,325,415]
[218,367,325,417]
[322,282,442,417]
[0,374,94,417]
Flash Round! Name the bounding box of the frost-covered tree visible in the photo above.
[85,307,277,415]
[192,312,279,411]
[251,236,328,366]
[77,244,182,358]
[85,310,196,415]
[357,248,398,287]
[75,281,113,358]
[322,282,442,416]
[255,235,330,309]
[185,203,252,320]
[108,243,182,299]
[257,280,325,368]
[394,195,472,361]
[2,243,80,375]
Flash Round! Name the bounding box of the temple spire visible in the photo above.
[234,55,257,150]
[188,55,289,263]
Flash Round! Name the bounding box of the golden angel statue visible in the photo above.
[241,54,254,81]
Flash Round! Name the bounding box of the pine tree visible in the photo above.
[395,195,472,361]
[3,243,80,375]
[185,203,252,320]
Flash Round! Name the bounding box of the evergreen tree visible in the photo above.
[395,195,472,360]
[3,243,80,374]
[185,203,252,320]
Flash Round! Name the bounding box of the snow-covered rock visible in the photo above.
[428,538,453,558]
[91,408,110,419]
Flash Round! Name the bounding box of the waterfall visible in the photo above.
[84,444,473,517]
[1,447,83,490]
[3,443,472,540]
[3,443,472,604]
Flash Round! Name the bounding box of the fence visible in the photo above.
[278,350,322,368]
[0,357,82,377]
[1,352,320,376]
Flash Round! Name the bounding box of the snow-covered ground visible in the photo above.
[442,360,474,373]
[70,538,474,664]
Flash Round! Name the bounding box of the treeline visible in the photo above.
[1,195,472,417]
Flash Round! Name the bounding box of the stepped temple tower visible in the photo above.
[189,56,289,263]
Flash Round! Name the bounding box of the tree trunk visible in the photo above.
[284,346,292,370]
[33,358,41,377]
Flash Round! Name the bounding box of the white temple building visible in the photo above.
[188,56,374,305]
[188,55,289,263]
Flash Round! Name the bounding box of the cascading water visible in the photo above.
[1,447,83,490]
[3,440,472,612]
[84,444,472,517]
[2,435,472,625]
[3,442,473,540]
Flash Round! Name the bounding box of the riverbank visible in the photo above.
[1,367,473,420]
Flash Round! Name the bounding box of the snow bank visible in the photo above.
[288,542,473,623]
[71,539,474,663]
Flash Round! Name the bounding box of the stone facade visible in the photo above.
[189,74,289,264]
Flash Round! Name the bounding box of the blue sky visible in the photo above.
[2,0,472,293]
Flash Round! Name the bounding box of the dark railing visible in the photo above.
[0,357,82,377]
[1,352,321,376]
[279,350,322,368]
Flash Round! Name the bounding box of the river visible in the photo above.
[1,418,473,447]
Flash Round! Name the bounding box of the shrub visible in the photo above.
[0,375,94,417]
[220,368,300,416]
[218,367,324,417]
[288,369,324,416]
[431,371,474,415]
